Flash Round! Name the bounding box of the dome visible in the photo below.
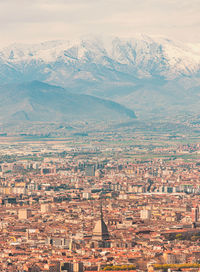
[92,208,109,241]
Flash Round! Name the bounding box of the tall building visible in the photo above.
[85,165,95,177]
[140,209,151,220]
[73,262,84,272]
[18,209,31,220]
[191,205,199,222]
[91,205,110,248]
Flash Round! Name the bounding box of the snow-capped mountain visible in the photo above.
[1,35,200,79]
[0,34,200,118]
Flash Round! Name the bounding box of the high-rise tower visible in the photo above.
[91,203,110,248]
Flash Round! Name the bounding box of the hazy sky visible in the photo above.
[0,0,200,47]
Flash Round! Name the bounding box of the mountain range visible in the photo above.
[0,34,200,120]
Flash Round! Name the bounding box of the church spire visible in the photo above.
[100,200,103,220]
[92,200,110,242]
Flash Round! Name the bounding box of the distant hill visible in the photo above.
[0,81,136,122]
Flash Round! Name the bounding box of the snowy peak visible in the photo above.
[0,35,200,86]
[0,35,200,119]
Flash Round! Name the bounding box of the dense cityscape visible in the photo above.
[0,126,200,272]
[1,0,200,271]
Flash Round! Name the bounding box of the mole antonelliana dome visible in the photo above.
[92,207,109,241]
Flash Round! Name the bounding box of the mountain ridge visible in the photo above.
[0,35,200,118]
[0,81,136,122]
[1,35,200,78]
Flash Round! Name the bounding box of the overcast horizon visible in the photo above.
[0,0,200,47]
